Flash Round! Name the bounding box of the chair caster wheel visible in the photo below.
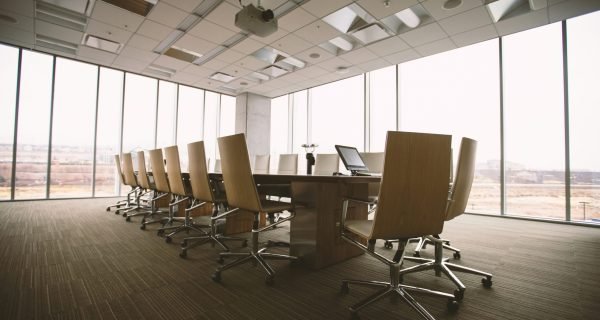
[125,216,131,222]
[181,240,187,247]
[106,207,110,212]
[265,275,274,286]
[122,212,127,217]
[217,257,225,264]
[165,236,172,244]
[482,277,493,288]
[157,230,164,236]
[453,252,461,259]
[453,289,464,301]
[340,282,349,294]
[212,272,221,283]
[179,250,187,258]
[413,252,421,257]
[114,211,120,215]
[140,224,146,230]
[383,241,393,249]
[241,240,248,248]
[447,299,460,311]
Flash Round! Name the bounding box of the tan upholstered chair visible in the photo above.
[212,158,222,173]
[117,153,148,217]
[339,131,459,319]
[398,138,493,301]
[277,154,298,175]
[360,152,384,204]
[122,151,154,221]
[253,154,270,174]
[135,151,170,229]
[313,153,339,175]
[212,133,297,285]
[106,154,135,213]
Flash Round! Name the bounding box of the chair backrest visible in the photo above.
[113,154,125,184]
[446,137,477,221]
[136,151,152,189]
[360,152,384,174]
[253,154,270,174]
[187,141,215,202]
[164,145,186,196]
[277,154,298,175]
[313,153,339,175]
[217,134,262,212]
[370,131,452,240]
[121,153,137,187]
[213,158,222,173]
[148,148,170,193]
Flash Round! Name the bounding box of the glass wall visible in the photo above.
[291,90,308,173]
[122,74,158,154]
[203,91,219,163]
[270,95,289,171]
[219,95,236,137]
[156,81,177,148]
[95,68,124,197]
[399,39,501,214]
[0,45,19,199]
[567,11,600,221]
[503,23,566,219]
[368,65,396,152]
[14,50,53,199]
[50,58,98,198]
[177,85,204,171]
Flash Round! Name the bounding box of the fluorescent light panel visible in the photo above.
[83,34,122,53]
[210,72,235,83]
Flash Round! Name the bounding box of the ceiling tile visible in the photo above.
[235,56,270,70]
[183,64,214,77]
[339,47,379,64]
[355,0,418,20]
[438,6,493,35]
[137,20,173,42]
[250,27,288,44]
[278,7,317,32]
[77,46,117,64]
[414,37,456,56]
[0,10,33,32]
[399,22,447,47]
[316,56,354,72]
[365,36,410,57]
[194,78,223,90]
[549,0,600,23]
[0,25,34,47]
[202,57,229,70]
[147,1,188,29]
[451,24,498,47]
[383,48,421,64]
[294,65,331,79]
[357,58,391,72]
[126,34,160,51]
[119,45,159,63]
[112,55,149,72]
[0,0,33,17]
[86,19,133,44]
[172,71,200,83]
[205,1,240,32]
[163,0,204,12]
[295,46,335,65]
[294,19,342,45]
[35,45,76,58]
[301,0,354,18]
[153,55,191,70]
[214,48,245,63]
[271,33,313,55]
[189,19,237,44]
[230,37,265,54]
[421,0,485,21]
[36,20,83,44]
[90,0,144,33]
[277,72,309,83]
[495,7,549,36]
[173,34,217,56]
[220,64,252,78]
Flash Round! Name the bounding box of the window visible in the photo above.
[291,90,308,173]
[122,74,157,154]
[0,44,19,199]
[567,11,600,221]
[95,67,124,197]
[270,95,289,171]
[503,23,565,219]
[156,81,177,148]
[14,51,54,199]
[399,39,501,214]
[177,85,204,171]
[203,91,219,162]
[50,58,98,198]
[310,75,365,154]
[219,95,236,137]
[368,65,396,152]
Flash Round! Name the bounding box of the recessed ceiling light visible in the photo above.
[240,82,248,86]
[210,72,235,83]
[83,34,122,53]
[0,13,17,24]
[335,66,349,75]
[309,53,320,59]
[443,0,463,10]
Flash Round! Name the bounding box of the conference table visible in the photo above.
[209,173,381,270]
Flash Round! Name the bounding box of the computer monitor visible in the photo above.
[335,145,369,175]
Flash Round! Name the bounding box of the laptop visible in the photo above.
[334,145,370,176]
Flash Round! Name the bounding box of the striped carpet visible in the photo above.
[0,198,599,319]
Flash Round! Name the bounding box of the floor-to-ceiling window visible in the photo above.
[503,23,566,219]
[368,65,396,152]
[177,85,204,171]
[50,58,98,198]
[0,44,19,199]
[292,90,308,173]
[203,91,219,162]
[14,50,53,199]
[270,95,289,171]
[156,81,177,148]
[399,39,501,214]
[122,74,158,155]
[566,10,600,222]
[95,67,124,197]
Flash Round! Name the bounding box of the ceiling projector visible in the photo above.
[235,4,278,37]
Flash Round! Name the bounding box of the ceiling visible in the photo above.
[0,0,598,98]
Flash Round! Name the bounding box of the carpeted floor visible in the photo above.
[0,198,599,319]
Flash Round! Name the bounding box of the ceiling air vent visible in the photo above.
[36,34,78,55]
[164,47,203,63]
[102,0,157,17]
[83,34,122,53]
[210,72,236,83]
[36,1,87,32]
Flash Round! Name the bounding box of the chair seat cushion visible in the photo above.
[260,199,294,214]
[345,219,373,238]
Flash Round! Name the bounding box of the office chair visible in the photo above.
[313,153,340,175]
[135,150,171,229]
[253,154,270,174]
[116,152,147,216]
[360,152,384,205]
[398,138,493,301]
[339,131,459,319]
[158,145,212,243]
[179,141,247,258]
[212,158,222,173]
[259,153,298,225]
[212,133,297,285]
[122,151,155,222]
[106,154,134,213]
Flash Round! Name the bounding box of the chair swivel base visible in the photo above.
[340,278,458,320]
[179,232,247,258]
[156,218,208,243]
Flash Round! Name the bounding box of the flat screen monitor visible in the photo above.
[335,145,369,175]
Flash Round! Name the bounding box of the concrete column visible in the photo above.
[235,92,271,157]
